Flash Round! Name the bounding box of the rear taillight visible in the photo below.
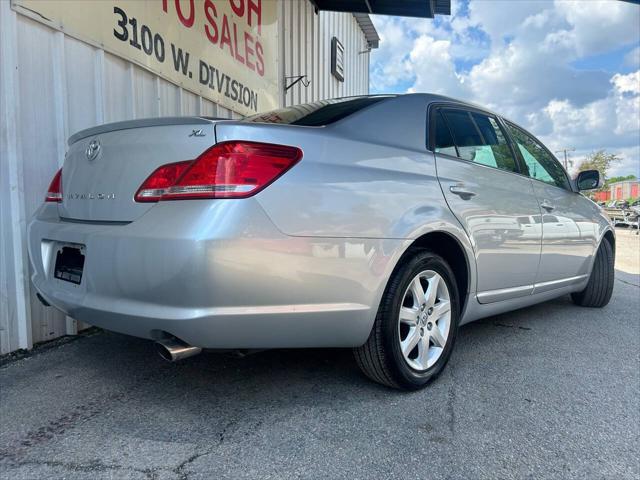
[134,161,192,202]
[45,168,63,202]
[134,141,302,202]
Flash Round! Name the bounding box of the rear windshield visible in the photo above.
[243,96,394,126]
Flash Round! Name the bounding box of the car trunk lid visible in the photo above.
[59,117,222,222]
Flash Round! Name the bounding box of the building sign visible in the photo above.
[12,0,278,115]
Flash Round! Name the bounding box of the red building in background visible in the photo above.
[609,179,639,200]
[593,190,611,202]
[593,179,639,202]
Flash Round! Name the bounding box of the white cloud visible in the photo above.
[553,0,640,57]
[611,71,640,136]
[612,70,640,95]
[625,46,640,68]
[369,0,640,177]
[407,36,467,97]
[608,146,640,177]
[466,0,548,46]
[369,17,415,90]
[535,71,639,148]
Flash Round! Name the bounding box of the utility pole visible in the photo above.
[554,148,575,170]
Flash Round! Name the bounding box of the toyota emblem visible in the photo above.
[86,139,101,161]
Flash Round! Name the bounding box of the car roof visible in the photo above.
[397,93,504,117]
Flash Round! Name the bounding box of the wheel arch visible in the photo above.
[602,228,615,255]
[392,231,472,314]
[585,226,616,277]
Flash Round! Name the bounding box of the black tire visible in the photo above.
[354,250,460,390]
[571,237,614,308]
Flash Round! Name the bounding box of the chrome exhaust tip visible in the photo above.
[155,337,202,362]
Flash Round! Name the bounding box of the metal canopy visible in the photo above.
[311,0,451,18]
[353,13,380,48]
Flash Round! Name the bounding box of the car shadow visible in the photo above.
[59,291,578,400]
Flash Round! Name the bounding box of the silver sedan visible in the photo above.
[28,94,614,389]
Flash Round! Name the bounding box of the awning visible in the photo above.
[311,0,451,18]
[353,13,380,48]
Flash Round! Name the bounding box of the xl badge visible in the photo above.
[86,138,101,161]
[189,129,206,137]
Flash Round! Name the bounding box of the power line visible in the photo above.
[554,148,575,170]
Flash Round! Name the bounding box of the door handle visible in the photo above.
[449,184,476,199]
[540,201,555,212]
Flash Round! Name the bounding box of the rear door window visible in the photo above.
[438,109,518,174]
[504,122,570,190]
[434,111,457,156]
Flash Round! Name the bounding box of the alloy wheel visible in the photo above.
[398,270,451,371]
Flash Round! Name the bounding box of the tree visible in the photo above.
[607,174,637,184]
[576,150,621,183]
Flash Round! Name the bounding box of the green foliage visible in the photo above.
[607,174,637,185]
[577,150,621,183]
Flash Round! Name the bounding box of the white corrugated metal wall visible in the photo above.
[0,0,371,354]
[281,1,370,106]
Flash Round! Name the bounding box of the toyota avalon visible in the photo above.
[28,94,614,389]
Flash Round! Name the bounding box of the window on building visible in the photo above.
[504,122,570,190]
[437,109,518,174]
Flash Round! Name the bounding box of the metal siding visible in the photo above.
[1,0,32,353]
[181,89,199,116]
[103,53,132,123]
[132,67,159,119]
[0,0,371,354]
[280,5,369,106]
[65,37,99,134]
[201,99,218,117]
[15,16,67,344]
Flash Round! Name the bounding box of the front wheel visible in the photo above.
[354,250,460,390]
[571,237,614,308]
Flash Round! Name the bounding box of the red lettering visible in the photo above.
[229,0,262,34]
[167,0,264,75]
[229,0,244,17]
[233,23,245,64]
[244,31,255,71]
[204,0,218,44]
[175,0,195,28]
[247,0,262,35]
[255,40,264,76]
[220,15,234,57]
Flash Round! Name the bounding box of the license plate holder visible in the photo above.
[54,245,85,285]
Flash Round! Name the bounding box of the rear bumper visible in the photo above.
[28,201,403,348]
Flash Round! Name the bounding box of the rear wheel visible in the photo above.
[571,237,614,308]
[354,250,459,390]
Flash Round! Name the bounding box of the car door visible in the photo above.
[503,121,597,287]
[431,106,542,303]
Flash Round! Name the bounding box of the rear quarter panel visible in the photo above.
[215,96,466,242]
[215,95,477,313]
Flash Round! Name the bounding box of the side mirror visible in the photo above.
[576,169,602,191]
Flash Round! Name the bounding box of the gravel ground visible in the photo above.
[1,230,638,480]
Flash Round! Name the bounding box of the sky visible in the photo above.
[369,0,640,177]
